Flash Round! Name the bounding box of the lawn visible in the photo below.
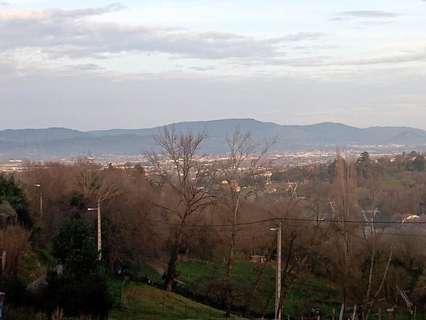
[176,260,276,316]
[111,259,338,318]
[110,283,239,320]
[176,259,338,317]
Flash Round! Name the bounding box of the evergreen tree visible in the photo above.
[47,217,112,318]
[0,175,31,226]
[356,151,371,178]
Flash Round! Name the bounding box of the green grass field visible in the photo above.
[177,259,337,317]
[109,259,338,318]
[110,283,239,320]
[176,260,276,316]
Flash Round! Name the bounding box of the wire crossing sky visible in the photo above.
[1,0,426,130]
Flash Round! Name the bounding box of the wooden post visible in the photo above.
[387,308,395,320]
[339,304,345,320]
[351,305,357,320]
[1,251,5,274]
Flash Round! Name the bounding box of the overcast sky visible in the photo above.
[1,0,426,130]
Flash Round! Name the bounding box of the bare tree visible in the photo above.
[212,128,273,317]
[75,162,121,204]
[148,127,214,291]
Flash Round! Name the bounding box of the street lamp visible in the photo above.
[88,198,102,261]
[33,184,43,218]
[270,222,282,320]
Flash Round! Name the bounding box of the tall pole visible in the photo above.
[88,199,102,261]
[34,184,43,218]
[39,189,43,218]
[276,221,282,320]
[271,222,282,320]
[97,198,102,261]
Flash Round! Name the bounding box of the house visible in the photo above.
[250,255,267,264]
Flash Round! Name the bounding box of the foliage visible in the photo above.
[110,282,239,320]
[0,225,30,276]
[0,276,27,306]
[0,174,31,226]
[47,217,113,318]
[8,150,426,318]
[51,217,98,277]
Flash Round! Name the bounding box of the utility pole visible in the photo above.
[1,251,6,275]
[34,184,43,218]
[271,221,282,320]
[88,198,102,261]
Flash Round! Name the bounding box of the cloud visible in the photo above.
[256,48,426,68]
[331,10,399,22]
[340,53,426,66]
[71,63,104,71]
[340,10,399,18]
[48,2,126,19]
[189,66,216,72]
[0,4,322,63]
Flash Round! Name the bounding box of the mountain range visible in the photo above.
[1,119,426,160]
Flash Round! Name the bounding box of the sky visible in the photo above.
[1,0,426,130]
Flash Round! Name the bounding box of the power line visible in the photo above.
[148,216,426,229]
[145,215,426,241]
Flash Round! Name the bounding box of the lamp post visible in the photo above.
[88,198,102,261]
[33,184,43,218]
[270,222,282,320]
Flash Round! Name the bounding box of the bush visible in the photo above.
[46,271,113,318]
[45,217,113,318]
[0,276,28,306]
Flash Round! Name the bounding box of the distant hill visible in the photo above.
[1,119,426,160]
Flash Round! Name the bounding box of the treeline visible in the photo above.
[1,128,426,318]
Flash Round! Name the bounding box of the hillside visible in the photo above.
[110,283,238,320]
[1,119,426,160]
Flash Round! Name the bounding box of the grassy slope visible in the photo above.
[177,260,337,317]
[110,283,237,320]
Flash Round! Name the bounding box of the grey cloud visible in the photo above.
[257,51,426,68]
[189,66,216,72]
[71,63,104,71]
[331,10,400,22]
[48,2,126,19]
[337,10,399,18]
[341,53,426,66]
[0,5,321,61]
[264,33,323,44]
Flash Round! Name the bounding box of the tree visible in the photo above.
[0,225,30,276]
[412,155,425,172]
[356,152,371,179]
[51,217,98,277]
[47,217,112,318]
[212,129,272,317]
[329,153,361,317]
[0,175,31,226]
[148,127,214,291]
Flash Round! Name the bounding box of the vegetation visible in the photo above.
[110,282,239,320]
[1,131,426,319]
[46,217,113,318]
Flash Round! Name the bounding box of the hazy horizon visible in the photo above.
[1,0,426,130]
[2,118,426,132]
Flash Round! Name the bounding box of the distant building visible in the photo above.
[250,255,266,264]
